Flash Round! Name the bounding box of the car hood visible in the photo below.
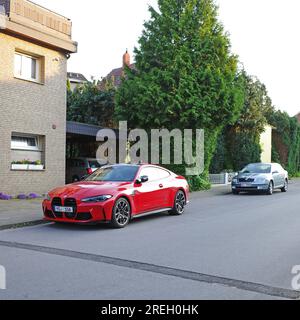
[49,181,131,199]
[237,172,270,180]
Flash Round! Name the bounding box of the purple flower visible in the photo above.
[0,194,12,200]
[28,193,40,199]
[17,194,28,200]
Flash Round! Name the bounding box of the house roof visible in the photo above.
[67,72,88,83]
[104,63,135,87]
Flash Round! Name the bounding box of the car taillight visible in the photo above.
[87,168,93,175]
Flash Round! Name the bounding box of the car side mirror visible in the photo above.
[141,176,149,183]
[135,178,142,185]
[136,176,149,185]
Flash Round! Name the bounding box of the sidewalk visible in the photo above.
[0,199,44,229]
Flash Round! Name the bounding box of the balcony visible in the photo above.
[0,0,77,53]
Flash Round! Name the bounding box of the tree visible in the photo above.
[115,0,244,190]
[266,110,300,176]
[211,72,273,172]
[67,82,115,128]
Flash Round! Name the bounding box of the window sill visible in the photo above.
[14,76,44,85]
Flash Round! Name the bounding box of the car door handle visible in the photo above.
[159,184,163,188]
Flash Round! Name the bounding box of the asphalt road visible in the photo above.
[1,180,300,300]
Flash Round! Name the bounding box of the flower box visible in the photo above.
[28,164,44,171]
[11,164,44,171]
[11,164,28,170]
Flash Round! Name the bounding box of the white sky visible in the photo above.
[34,0,300,116]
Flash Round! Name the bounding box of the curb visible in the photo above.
[0,220,49,231]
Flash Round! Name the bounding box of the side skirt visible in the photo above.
[131,208,173,220]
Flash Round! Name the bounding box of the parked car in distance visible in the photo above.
[66,158,103,183]
[231,163,288,195]
[43,164,189,228]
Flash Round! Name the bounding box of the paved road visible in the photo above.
[1,180,300,300]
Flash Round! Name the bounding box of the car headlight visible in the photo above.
[45,194,51,201]
[232,178,238,183]
[81,195,113,203]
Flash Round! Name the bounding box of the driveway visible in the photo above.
[0,180,300,299]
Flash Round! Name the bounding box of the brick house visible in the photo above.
[0,0,77,195]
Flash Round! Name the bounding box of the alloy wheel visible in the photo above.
[113,198,130,227]
[267,182,273,195]
[175,191,186,214]
[281,180,288,192]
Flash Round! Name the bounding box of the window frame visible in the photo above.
[14,51,42,83]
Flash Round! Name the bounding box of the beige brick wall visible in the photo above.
[0,32,67,195]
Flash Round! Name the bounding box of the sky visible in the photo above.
[34,0,300,116]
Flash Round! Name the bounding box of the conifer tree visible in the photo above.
[116,0,244,190]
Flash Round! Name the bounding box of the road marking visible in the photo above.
[0,240,299,299]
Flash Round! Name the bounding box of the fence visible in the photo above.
[209,172,237,185]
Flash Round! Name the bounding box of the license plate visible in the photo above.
[241,183,251,187]
[54,206,73,213]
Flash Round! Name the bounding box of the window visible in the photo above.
[139,167,171,182]
[14,52,41,82]
[11,135,39,151]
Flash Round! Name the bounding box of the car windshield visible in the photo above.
[85,166,139,182]
[241,164,271,174]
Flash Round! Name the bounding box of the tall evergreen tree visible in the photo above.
[115,0,244,190]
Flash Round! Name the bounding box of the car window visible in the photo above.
[241,164,271,174]
[139,167,170,182]
[85,166,139,182]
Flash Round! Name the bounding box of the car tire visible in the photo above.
[110,197,131,228]
[170,190,186,216]
[281,179,288,193]
[266,181,274,195]
[232,190,239,195]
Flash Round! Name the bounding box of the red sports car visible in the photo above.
[43,164,189,228]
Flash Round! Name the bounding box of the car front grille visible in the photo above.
[64,198,77,219]
[50,197,80,220]
[239,178,255,183]
[51,197,63,218]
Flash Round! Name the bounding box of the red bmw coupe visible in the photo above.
[43,164,189,228]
